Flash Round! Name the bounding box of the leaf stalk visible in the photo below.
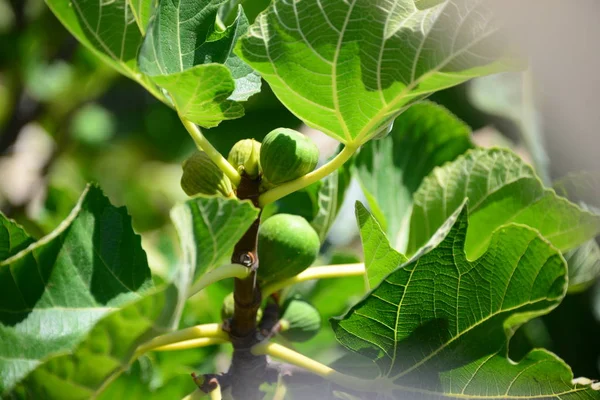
[258,144,358,206]
[262,263,365,297]
[180,116,242,186]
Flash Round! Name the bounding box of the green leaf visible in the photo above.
[354,102,473,249]
[311,155,352,242]
[138,0,261,126]
[414,0,446,9]
[14,284,180,399]
[46,0,141,80]
[0,185,153,394]
[356,202,407,290]
[407,148,600,258]
[127,0,155,35]
[237,0,515,144]
[0,214,33,261]
[170,195,260,283]
[333,204,600,399]
[150,66,245,128]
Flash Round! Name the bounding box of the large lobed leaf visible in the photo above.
[354,102,473,249]
[237,0,514,144]
[138,0,261,126]
[407,148,600,259]
[0,185,153,394]
[333,203,600,399]
[13,284,179,399]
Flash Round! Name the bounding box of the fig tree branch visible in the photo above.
[180,116,242,186]
[262,263,366,297]
[135,323,227,356]
[258,143,358,206]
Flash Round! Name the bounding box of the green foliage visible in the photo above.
[354,101,473,248]
[237,0,515,144]
[5,0,599,398]
[407,148,600,259]
[333,203,599,398]
[0,185,154,394]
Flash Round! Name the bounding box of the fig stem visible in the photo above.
[180,116,242,186]
[151,337,227,352]
[135,323,228,356]
[209,382,222,400]
[258,143,358,207]
[262,263,365,297]
[252,342,391,394]
[188,263,251,299]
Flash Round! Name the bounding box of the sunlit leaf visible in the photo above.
[0,185,153,394]
[354,102,473,249]
[407,148,600,258]
[356,202,407,289]
[333,203,600,399]
[45,0,161,99]
[138,0,261,126]
[14,284,180,399]
[237,0,515,144]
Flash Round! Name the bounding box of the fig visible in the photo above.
[181,151,234,198]
[228,139,261,179]
[260,128,319,185]
[257,213,320,286]
[279,297,321,342]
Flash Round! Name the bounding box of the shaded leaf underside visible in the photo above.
[238,0,513,143]
[334,204,600,398]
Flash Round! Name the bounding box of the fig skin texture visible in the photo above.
[259,128,319,185]
[181,151,234,198]
[257,213,320,286]
[228,139,261,179]
[279,297,321,342]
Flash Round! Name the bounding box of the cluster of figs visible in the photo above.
[181,128,323,342]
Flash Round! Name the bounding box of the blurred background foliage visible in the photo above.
[0,0,598,395]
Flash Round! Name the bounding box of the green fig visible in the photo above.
[228,139,261,179]
[257,213,320,286]
[181,151,234,197]
[279,297,321,342]
[260,128,319,185]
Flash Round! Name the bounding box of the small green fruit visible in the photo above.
[257,214,320,285]
[181,151,234,197]
[221,292,262,322]
[279,298,321,342]
[260,128,319,185]
[228,139,261,179]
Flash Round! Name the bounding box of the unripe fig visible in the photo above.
[221,292,262,322]
[260,128,319,185]
[279,297,321,342]
[257,214,320,285]
[181,151,234,198]
[228,139,261,179]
